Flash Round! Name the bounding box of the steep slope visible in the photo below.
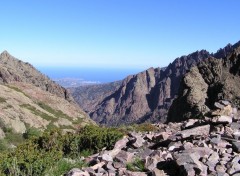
[168,46,240,122]
[70,81,122,113]
[87,41,240,126]
[0,51,73,101]
[0,51,94,138]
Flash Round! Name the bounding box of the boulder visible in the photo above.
[176,125,210,139]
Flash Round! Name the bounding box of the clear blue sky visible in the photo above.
[0,0,240,69]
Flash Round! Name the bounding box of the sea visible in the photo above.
[37,67,143,83]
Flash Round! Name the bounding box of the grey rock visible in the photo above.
[113,162,124,169]
[114,136,129,150]
[106,162,116,171]
[152,168,166,176]
[212,115,232,124]
[67,168,90,176]
[215,102,226,109]
[177,124,210,139]
[115,151,134,164]
[227,156,240,175]
[125,171,147,176]
[216,164,227,174]
[101,154,113,162]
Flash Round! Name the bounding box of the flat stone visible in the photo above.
[220,100,231,106]
[215,164,227,174]
[129,132,145,148]
[115,150,134,164]
[212,116,232,124]
[177,125,210,139]
[182,119,199,129]
[227,156,240,175]
[101,153,113,162]
[106,162,116,171]
[125,171,147,176]
[108,170,116,176]
[153,132,170,142]
[215,102,225,109]
[174,151,207,175]
[67,168,90,176]
[114,136,129,150]
[152,168,166,176]
[113,162,124,169]
[145,155,160,171]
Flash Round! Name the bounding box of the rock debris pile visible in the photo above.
[67,101,240,175]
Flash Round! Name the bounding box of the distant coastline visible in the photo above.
[37,67,143,83]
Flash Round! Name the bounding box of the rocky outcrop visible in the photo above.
[0,51,73,102]
[84,41,240,126]
[66,101,240,176]
[168,46,240,122]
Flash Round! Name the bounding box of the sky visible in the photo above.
[0,0,240,70]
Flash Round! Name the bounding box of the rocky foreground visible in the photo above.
[67,100,240,176]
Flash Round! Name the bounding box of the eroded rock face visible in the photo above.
[168,46,240,122]
[74,41,240,126]
[89,50,212,126]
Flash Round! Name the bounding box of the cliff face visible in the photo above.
[80,41,240,126]
[0,51,73,102]
[168,46,240,122]
[88,50,212,125]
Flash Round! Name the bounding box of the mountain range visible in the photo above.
[71,41,240,126]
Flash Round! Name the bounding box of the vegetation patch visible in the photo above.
[126,157,146,172]
[0,97,6,103]
[20,104,54,121]
[2,104,13,109]
[46,158,86,176]
[6,85,30,98]
[37,102,72,121]
[0,125,123,175]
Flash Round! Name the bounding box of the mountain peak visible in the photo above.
[0,50,11,57]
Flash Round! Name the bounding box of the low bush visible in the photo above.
[0,125,124,175]
[126,157,146,172]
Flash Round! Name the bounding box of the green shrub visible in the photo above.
[0,140,8,152]
[23,127,42,140]
[74,125,124,155]
[0,126,123,175]
[46,158,86,176]
[0,97,6,103]
[126,157,146,172]
[0,141,63,175]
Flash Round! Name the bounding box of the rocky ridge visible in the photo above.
[168,45,240,122]
[0,51,94,138]
[0,51,73,101]
[67,101,240,176]
[86,41,240,126]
